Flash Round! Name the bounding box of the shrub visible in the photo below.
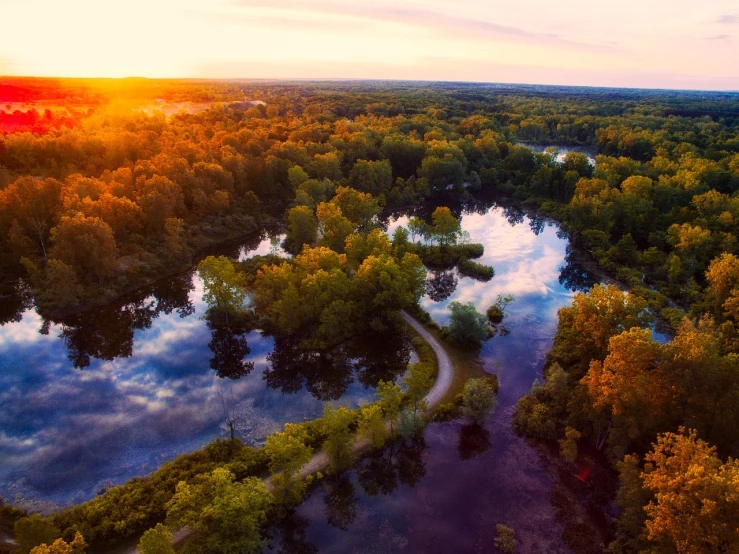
[446,301,489,348]
[494,524,516,553]
[458,258,495,281]
[461,378,498,423]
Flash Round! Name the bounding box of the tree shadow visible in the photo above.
[425,270,458,302]
[357,436,428,496]
[457,423,492,461]
[323,474,358,531]
[208,325,254,379]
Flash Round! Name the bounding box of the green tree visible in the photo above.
[137,524,174,554]
[349,159,393,197]
[357,404,387,448]
[286,205,318,252]
[407,216,426,243]
[14,514,59,554]
[447,301,489,348]
[197,255,247,325]
[397,407,424,440]
[265,423,314,504]
[165,468,272,554]
[320,403,354,473]
[461,378,498,424]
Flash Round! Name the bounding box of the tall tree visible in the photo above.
[197,255,247,325]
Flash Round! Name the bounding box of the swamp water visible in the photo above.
[0,235,410,510]
[270,203,602,554]
[0,200,603,553]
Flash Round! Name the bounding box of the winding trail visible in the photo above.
[293,311,453,480]
[120,311,453,553]
[401,310,453,410]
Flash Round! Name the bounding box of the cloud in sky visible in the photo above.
[0,0,736,89]
[230,0,616,51]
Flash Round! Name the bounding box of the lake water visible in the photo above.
[270,202,603,553]
[0,233,410,511]
[0,198,608,551]
[516,143,597,166]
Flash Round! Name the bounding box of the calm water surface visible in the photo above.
[0,232,408,510]
[273,204,597,554]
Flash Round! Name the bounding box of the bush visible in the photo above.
[406,302,438,329]
[461,378,498,423]
[487,294,515,324]
[416,243,485,268]
[446,301,489,348]
[49,440,269,551]
[458,258,494,281]
[433,402,460,421]
[494,524,516,553]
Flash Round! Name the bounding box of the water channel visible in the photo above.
[1,196,606,551]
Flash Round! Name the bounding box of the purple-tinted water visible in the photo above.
[274,205,590,553]
[0,232,407,511]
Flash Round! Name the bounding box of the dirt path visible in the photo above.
[119,311,453,553]
[401,310,453,409]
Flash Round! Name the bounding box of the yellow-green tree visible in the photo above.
[429,206,461,247]
[320,403,354,473]
[165,468,272,554]
[357,404,387,448]
[137,524,174,554]
[29,532,86,554]
[197,255,247,325]
[376,380,403,432]
[265,423,314,504]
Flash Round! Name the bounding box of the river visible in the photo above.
[1,197,606,551]
[0,233,411,511]
[268,200,606,554]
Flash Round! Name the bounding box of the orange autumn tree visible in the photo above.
[582,327,668,455]
[641,428,739,553]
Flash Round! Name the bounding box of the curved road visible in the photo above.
[401,310,453,409]
[296,311,453,479]
[121,311,453,553]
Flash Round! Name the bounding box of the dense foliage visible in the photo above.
[4,78,739,552]
[3,79,737,323]
[514,283,739,552]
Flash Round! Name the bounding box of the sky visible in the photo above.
[1,0,738,90]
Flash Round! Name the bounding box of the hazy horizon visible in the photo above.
[1,0,737,91]
[2,75,738,95]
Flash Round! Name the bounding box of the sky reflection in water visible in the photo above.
[0,235,398,509]
[286,205,586,553]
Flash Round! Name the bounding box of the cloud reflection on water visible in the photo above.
[0,236,380,508]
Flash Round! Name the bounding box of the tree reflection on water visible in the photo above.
[52,272,196,368]
[457,423,492,461]
[264,330,411,401]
